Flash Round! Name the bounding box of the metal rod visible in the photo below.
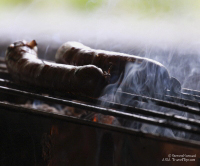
[182,88,200,97]
[0,78,97,103]
[0,64,7,70]
[116,91,200,116]
[165,90,200,103]
[0,86,200,135]
[1,79,200,128]
[180,93,200,101]
[160,94,200,108]
[1,72,200,109]
[154,91,200,108]
[0,57,5,63]
[1,77,200,111]
[99,100,200,128]
[1,100,200,147]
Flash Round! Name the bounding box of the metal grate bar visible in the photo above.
[0,57,5,63]
[1,77,200,112]
[154,92,200,108]
[165,90,200,102]
[1,73,200,109]
[116,91,200,116]
[0,85,200,135]
[182,88,200,97]
[98,100,200,128]
[1,79,200,128]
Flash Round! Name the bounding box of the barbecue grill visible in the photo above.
[0,56,200,166]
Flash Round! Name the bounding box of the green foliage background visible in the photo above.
[1,0,200,15]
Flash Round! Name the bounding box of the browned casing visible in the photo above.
[5,40,108,97]
[55,42,172,95]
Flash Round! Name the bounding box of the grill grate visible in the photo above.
[1,57,200,142]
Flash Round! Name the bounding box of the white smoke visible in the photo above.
[1,0,200,140]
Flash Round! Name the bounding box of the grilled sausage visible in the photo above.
[55,42,181,96]
[5,40,109,97]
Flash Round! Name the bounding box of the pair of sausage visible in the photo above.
[5,40,109,97]
[55,42,181,96]
[5,40,181,98]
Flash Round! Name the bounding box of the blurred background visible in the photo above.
[1,0,200,90]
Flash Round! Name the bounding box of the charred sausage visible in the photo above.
[5,40,109,97]
[55,42,181,96]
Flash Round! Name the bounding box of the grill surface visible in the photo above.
[0,57,200,165]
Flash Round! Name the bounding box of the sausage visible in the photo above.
[5,40,109,97]
[55,42,181,96]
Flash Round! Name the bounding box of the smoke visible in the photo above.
[1,0,200,140]
[1,0,200,86]
[1,0,200,49]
